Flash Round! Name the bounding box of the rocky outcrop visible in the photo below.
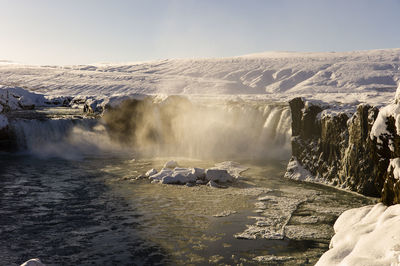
[288,93,400,205]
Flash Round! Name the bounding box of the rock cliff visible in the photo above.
[287,88,400,205]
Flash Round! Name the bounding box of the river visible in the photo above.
[0,153,372,265]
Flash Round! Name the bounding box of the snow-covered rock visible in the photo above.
[284,157,323,182]
[148,168,173,181]
[144,161,245,186]
[0,85,74,112]
[317,203,400,266]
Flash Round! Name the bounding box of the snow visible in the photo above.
[146,161,245,185]
[285,157,327,183]
[145,168,157,177]
[316,203,400,266]
[370,83,400,150]
[235,191,313,240]
[388,158,400,180]
[0,49,399,108]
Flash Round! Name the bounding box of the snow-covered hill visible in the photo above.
[0,49,399,106]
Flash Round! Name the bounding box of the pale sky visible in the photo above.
[0,0,399,65]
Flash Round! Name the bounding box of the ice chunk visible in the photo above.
[214,161,248,178]
[145,168,158,177]
[148,168,173,181]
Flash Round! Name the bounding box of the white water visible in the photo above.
[9,98,292,160]
[10,119,121,160]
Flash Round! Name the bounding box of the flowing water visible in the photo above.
[0,99,374,265]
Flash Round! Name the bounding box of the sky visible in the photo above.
[0,0,399,65]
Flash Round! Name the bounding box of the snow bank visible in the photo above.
[1,49,400,107]
[316,203,400,266]
[0,85,72,112]
[0,86,46,110]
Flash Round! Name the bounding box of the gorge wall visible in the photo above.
[287,93,400,205]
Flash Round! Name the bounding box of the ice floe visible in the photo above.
[235,192,313,240]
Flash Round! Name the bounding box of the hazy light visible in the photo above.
[0,0,399,65]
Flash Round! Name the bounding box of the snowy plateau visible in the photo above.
[3,48,400,265]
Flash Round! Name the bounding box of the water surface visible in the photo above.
[0,154,373,265]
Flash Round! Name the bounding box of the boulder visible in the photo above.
[205,169,234,183]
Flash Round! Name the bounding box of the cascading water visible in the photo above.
[10,118,122,159]
[102,96,292,160]
[7,96,292,161]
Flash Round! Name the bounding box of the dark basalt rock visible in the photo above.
[0,126,14,151]
[288,97,398,204]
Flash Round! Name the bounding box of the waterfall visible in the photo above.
[10,119,123,159]
[9,97,292,160]
[103,96,292,160]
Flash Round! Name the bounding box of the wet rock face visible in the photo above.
[0,125,13,151]
[288,97,393,202]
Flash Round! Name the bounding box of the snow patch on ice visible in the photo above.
[235,191,313,240]
[253,255,294,263]
[213,210,237,217]
[316,203,400,266]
